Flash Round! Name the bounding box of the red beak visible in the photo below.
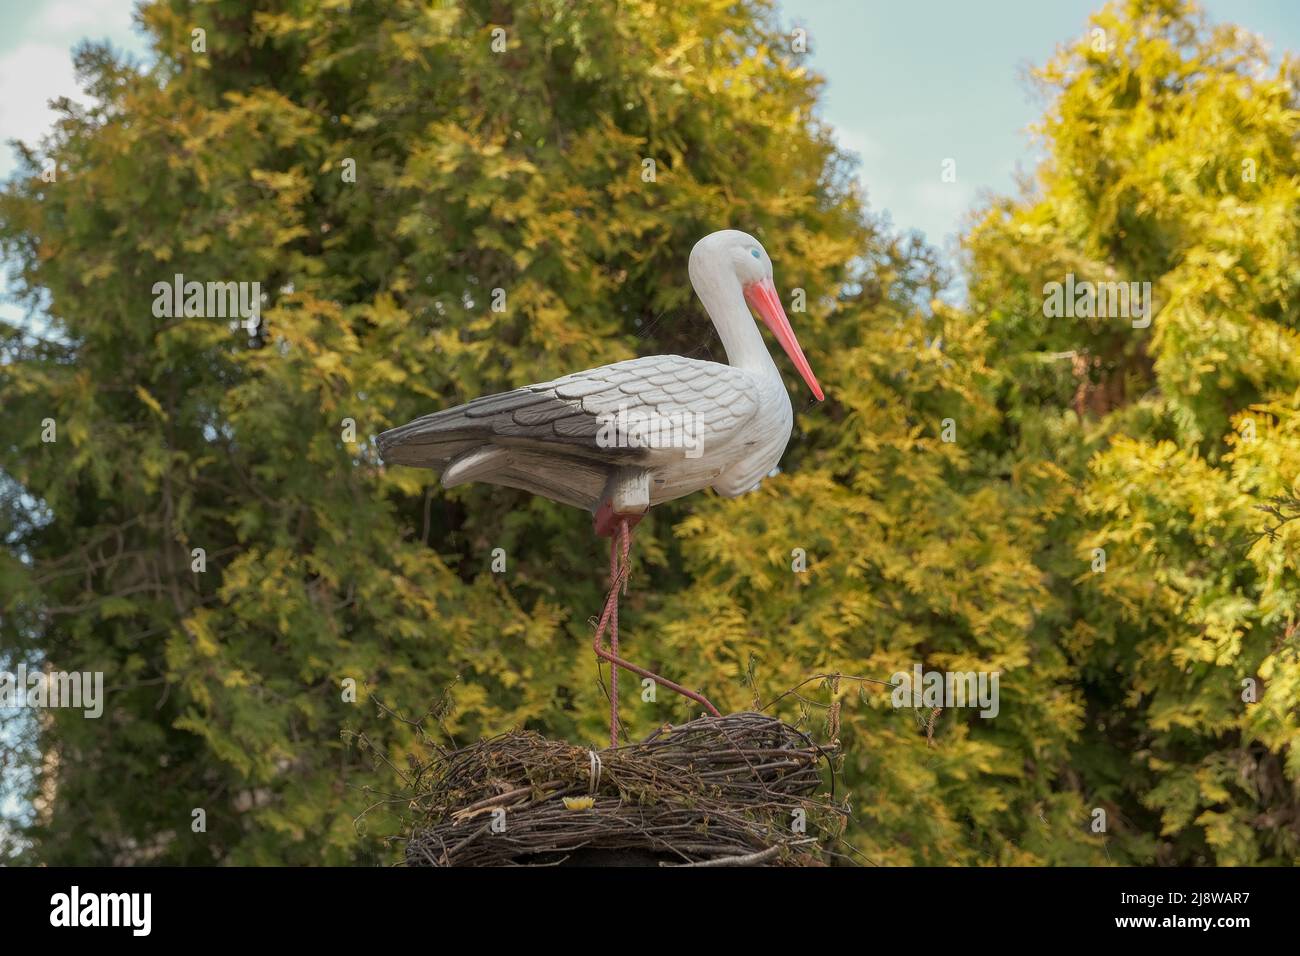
[744,276,824,401]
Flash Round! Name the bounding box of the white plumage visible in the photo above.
[378,229,822,524]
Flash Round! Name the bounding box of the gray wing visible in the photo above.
[376,355,758,511]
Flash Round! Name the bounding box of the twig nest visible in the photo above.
[403,712,845,866]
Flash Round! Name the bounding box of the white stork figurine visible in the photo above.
[378,229,823,745]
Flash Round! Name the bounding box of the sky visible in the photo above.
[0,0,151,180]
[790,0,1300,251]
[1,1,1297,250]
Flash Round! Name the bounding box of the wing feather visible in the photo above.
[376,355,762,509]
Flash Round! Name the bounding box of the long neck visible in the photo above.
[690,256,776,375]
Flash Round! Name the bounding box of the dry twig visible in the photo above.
[398,712,846,867]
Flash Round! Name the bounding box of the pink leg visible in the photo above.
[608,533,619,744]
[592,515,721,748]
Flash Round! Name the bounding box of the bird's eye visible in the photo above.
[750,248,761,259]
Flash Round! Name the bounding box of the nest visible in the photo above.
[401,712,846,866]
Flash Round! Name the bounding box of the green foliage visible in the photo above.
[1,0,1295,866]
[965,0,1300,864]
[0,0,870,864]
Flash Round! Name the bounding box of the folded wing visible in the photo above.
[376,355,759,510]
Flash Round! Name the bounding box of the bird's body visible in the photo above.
[377,230,819,521]
[376,352,791,512]
[378,229,823,743]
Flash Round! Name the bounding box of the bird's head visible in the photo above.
[689,229,824,401]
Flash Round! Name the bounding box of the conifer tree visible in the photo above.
[2,0,1294,867]
[1,0,875,863]
[964,0,1300,863]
